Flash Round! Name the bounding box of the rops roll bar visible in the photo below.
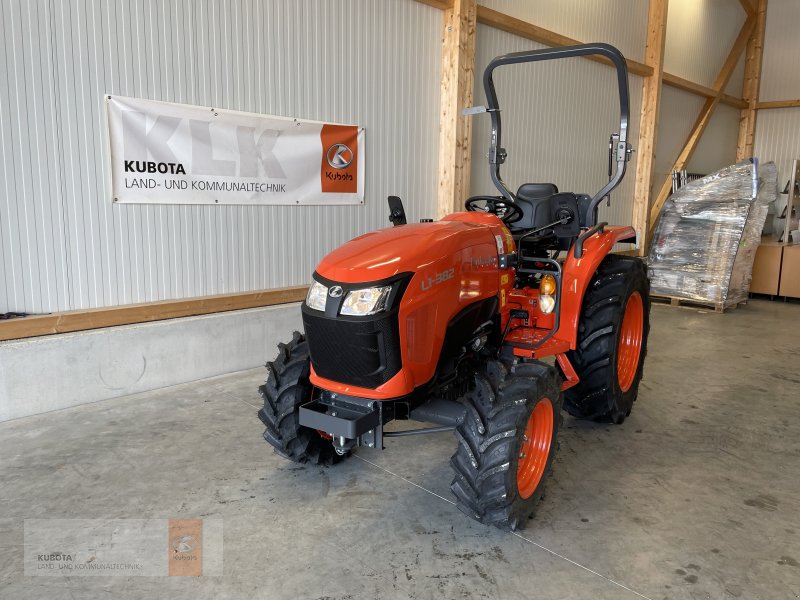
[477,43,632,228]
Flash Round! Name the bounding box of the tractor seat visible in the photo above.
[509,183,559,231]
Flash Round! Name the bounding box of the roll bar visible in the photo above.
[481,43,632,228]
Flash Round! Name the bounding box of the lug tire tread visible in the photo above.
[449,359,562,531]
[563,256,650,423]
[258,331,345,465]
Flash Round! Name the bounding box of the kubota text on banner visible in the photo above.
[106,95,364,205]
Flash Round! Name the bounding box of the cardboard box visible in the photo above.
[779,245,800,298]
[750,244,782,295]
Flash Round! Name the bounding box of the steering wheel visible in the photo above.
[465,195,524,224]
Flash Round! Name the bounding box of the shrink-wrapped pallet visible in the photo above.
[648,160,777,309]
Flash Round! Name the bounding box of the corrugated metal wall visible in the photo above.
[758,0,800,102]
[469,23,643,229]
[2,0,755,314]
[654,84,741,183]
[754,108,800,187]
[664,0,747,88]
[476,0,648,62]
[654,87,705,183]
[656,0,747,185]
[752,0,800,189]
[0,0,442,313]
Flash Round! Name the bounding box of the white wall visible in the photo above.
[0,304,301,422]
[0,0,442,314]
[658,0,748,181]
[664,0,746,88]
[753,0,800,187]
[476,0,648,61]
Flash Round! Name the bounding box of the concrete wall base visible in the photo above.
[0,304,303,422]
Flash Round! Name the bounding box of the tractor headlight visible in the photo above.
[306,281,328,311]
[340,286,392,316]
[539,293,556,314]
[539,274,557,314]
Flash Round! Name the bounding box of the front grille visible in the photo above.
[301,305,402,389]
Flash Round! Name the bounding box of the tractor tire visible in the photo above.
[450,359,562,531]
[257,331,345,465]
[564,255,650,423]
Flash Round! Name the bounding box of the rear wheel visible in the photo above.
[450,360,562,530]
[564,255,650,423]
[257,331,345,465]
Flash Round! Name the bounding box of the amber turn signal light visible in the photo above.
[539,274,557,296]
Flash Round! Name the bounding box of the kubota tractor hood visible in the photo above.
[314,217,502,283]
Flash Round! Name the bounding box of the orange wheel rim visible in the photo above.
[617,291,644,392]
[516,399,554,500]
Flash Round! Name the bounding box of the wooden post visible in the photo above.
[632,0,669,255]
[737,0,768,161]
[437,0,477,218]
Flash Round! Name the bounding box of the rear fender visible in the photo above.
[555,226,636,348]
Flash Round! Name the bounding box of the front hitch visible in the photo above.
[299,391,385,452]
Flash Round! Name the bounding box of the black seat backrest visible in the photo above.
[512,183,558,230]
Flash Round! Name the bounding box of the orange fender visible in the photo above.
[554,226,636,348]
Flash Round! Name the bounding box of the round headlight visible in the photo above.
[539,294,556,314]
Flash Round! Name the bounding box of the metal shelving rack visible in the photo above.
[777,158,800,244]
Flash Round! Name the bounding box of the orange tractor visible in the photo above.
[258,43,650,530]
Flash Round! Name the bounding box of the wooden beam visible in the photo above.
[756,99,800,110]
[737,0,767,161]
[661,72,719,99]
[632,0,669,256]
[720,93,749,109]
[0,286,309,342]
[414,0,453,10]
[661,72,747,109]
[476,6,653,77]
[739,0,756,17]
[437,0,477,217]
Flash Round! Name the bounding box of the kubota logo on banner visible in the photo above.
[106,95,364,205]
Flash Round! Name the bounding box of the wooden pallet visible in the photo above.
[650,294,746,314]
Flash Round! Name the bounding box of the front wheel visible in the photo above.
[257,331,346,465]
[564,256,650,423]
[450,360,562,531]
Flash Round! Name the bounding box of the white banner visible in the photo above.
[106,95,364,205]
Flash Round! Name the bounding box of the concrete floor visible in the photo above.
[1,299,799,600]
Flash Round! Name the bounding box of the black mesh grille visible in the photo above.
[301,305,402,389]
